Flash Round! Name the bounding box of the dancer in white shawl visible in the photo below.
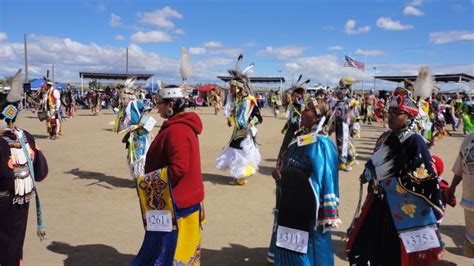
[216,54,262,185]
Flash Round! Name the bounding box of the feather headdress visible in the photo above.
[290,74,310,90]
[413,66,434,99]
[124,76,137,89]
[228,54,255,93]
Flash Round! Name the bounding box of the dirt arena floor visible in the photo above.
[17,107,472,265]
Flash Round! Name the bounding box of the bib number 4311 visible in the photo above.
[146,210,172,232]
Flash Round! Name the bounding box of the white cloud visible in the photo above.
[410,0,423,6]
[0,34,240,83]
[344,20,371,35]
[174,28,185,35]
[211,48,242,57]
[138,6,183,29]
[109,13,122,27]
[354,49,386,56]
[115,35,125,41]
[403,6,424,16]
[257,45,305,59]
[376,17,414,30]
[196,58,232,69]
[0,32,7,42]
[0,44,16,59]
[328,45,344,51]
[284,55,371,86]
[283,54,474,90]
[131,31,172,43]
[429,31,474,44]
[244,42,257,47]
[187,44,242,57]
[189,47,207,55]
[204,41,222,48]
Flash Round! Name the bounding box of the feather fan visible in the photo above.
[180,47,192,82]
[414,66,434,99]
[7,69,23,103]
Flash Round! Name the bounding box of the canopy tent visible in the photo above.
[29,79,44,90]
[28,79,68,91]
[54,83,68,90]
[198,84,222,92]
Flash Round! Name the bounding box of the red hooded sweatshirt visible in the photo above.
[145,112,204,209]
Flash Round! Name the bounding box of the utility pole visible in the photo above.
[24,33,28,82]
[373,66,377,90]
[52,64,55,82]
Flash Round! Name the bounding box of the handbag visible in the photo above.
[37,111,49,121]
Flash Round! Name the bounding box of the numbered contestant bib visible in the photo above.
[146,210,172,232]
[276,225,309,254]
[136,167,177,232]
[399,227,440,253]
[297,132,318,147]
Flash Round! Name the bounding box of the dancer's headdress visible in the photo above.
[335,76,357,95]
[290,74,310,91]
[228,54,254,94]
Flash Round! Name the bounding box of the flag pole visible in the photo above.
[361,54,367,94]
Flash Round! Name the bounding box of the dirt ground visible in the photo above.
[16,107,472,265]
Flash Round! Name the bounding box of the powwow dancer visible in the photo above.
[113,77,156,180]
[131,48,205,266]
[88,89,101,116]
[364,90,376,124]
[44,79,62,140]
[0,69,49,265]
[346,80,447,265]
[277,79,308,162]
[216,54,262,186]
[448,132,474,258]
[210,88,222,115]
[269,98,340,265]
[329,77,357,171]
[63,85,76,118]
[271,90,282,118]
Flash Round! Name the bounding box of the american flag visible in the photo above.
[344,55,365,71]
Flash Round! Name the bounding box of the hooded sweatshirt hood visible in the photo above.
[161,112,203,135]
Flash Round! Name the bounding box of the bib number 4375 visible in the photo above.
[276,226,309,254]
[146,210,172,232]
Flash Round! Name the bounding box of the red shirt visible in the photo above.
[145,112,204,209]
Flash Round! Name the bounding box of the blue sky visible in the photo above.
[0,0,473,89]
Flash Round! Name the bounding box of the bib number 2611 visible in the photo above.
[146,210,172,232]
